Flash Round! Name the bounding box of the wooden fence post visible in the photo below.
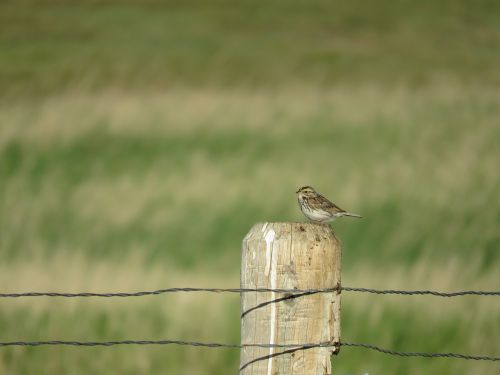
[240,222,341,375]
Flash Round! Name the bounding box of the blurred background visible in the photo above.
[1,0,499,374]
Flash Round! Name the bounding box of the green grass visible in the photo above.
[1,0,500,374]
[1,0,500,97]
[1,88,499,374]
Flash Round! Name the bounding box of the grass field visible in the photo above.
[1,1,499,374]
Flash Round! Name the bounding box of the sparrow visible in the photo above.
[296,186,361,223]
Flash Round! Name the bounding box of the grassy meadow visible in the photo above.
[1,1,500,374]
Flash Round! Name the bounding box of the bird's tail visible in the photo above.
[343,212,362,218]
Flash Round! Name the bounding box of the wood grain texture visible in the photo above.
[240,222,341,375]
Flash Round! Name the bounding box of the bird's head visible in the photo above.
[296,186,317,198]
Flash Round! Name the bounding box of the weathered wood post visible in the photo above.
[240,222,341,374]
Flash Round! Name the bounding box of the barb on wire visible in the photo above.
[1,286,498,298]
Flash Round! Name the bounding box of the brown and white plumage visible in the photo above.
[296,186,361,223]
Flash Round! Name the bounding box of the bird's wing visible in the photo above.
[315,194,345,214]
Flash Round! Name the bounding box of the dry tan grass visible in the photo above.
[1,83,498,146]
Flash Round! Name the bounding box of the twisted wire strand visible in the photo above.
[342,287,500,297]
[0,287,336,298]
[1,286,498,298]
[0,340,324,349]
[1,286,498,366]
[0,339,498,362]
[341,342,500,361]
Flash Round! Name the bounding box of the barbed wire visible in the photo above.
[1,286,499,298]
[2,285,498,368]
[0,287,336,298]
[342,287,500,297]
[341,342,500,361]
[0,339,498,362]
[0,339,310,349]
